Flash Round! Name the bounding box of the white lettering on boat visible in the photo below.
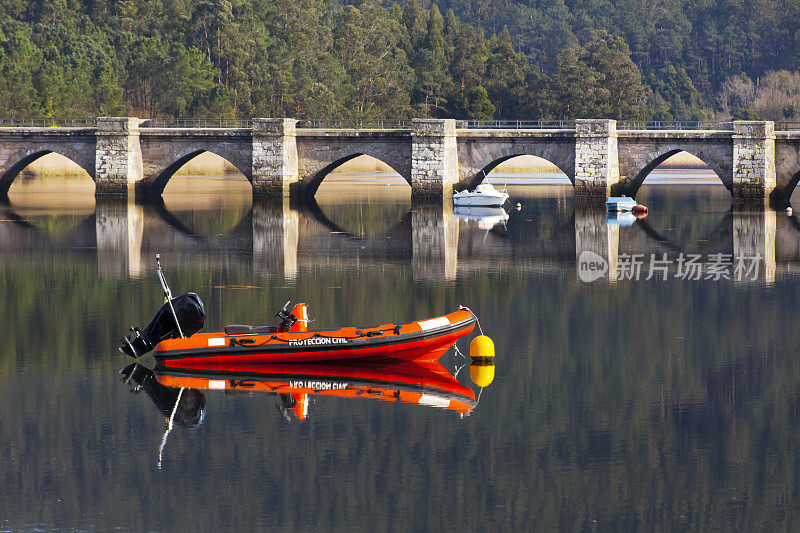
[208,338,226,347]
[418,393,451,408]
[208,380,226,389]
[417,317,450,331]
[287,337,348,347]
[288,381,350,390]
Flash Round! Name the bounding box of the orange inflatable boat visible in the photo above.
[120,256,478,366]
[155,304,475,366]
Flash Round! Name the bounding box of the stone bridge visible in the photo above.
[1,118,799,206]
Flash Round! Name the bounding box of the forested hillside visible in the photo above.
[0,0,798,121]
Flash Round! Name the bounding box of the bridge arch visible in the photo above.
[779,170,800,207]
[140,148,252,197]
[299,153,412,198]
[617,143,733,198]
[0,148,95,196]
[456,140,576,192]
[460,154,573,191]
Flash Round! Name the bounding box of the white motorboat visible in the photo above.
[453,183,509,207]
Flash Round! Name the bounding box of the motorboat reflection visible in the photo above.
[120,353,495,465]
[454,206,509,230]
[120,359,481,424]
[606,211,638,227]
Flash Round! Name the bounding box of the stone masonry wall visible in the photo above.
[574,119,619,205]
[411,119,458,202]
[296,133,412,196]
[732,121,776,206]
[2,117,798,206]
[138,131,252,195]
[252,118,298,199]
[0,129,96,196]
[95,117,143,198]
[616,133,733,196]
[456,131,576,191]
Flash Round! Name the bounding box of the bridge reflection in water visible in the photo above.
[1,196,798,284]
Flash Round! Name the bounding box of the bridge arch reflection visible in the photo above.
[0,197,794,284]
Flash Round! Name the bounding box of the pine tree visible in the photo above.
[553,30,648,119]
[463,85,494,119]
[413,4,451,116]
[485,28,529,118]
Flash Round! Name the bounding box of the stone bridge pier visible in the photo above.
[95,118,144,198]
[573,207,777,283]
[252,197,299,280]
[95,200,144,277]
[575,207,619,282]
[412,203,458,281]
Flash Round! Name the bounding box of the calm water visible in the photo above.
[3,173,800,530]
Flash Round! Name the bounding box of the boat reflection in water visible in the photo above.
[122,359,480,421]
[454,206,509,230]
[121,355,493,465]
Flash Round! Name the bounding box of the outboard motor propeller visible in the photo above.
[120,254,206,358]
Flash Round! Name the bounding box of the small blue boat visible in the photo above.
[605,196,637,212]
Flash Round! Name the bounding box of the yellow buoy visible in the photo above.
[469,335,495,359]
[470,358,495,387]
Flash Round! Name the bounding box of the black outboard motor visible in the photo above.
[120,293,205,358]
[120,255,205,358]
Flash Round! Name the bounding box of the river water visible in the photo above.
[2,172,800,530]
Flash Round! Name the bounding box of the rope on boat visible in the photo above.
[228,305,478,348]
[229,328,392,347]
[453,343,468,359]
[458,306,484,336]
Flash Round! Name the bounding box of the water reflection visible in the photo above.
[253,197,298,280]
[96,202,144,277]
[122,360,479,421]
[1,188,799,284]
[454,206,509,230]
[8,181,800,530]
[120,358,483,466]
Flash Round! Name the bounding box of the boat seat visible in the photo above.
[224,324,278,335]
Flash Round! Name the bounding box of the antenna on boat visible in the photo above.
[156,254,184,339]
